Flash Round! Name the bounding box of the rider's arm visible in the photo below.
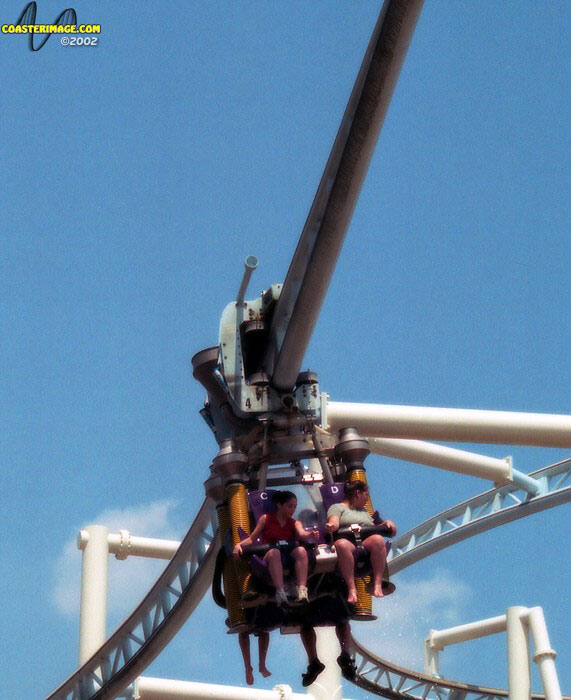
[294,519,319,540]
[233,514,267,557]
[325,514,340,533]
[381,519,397,536]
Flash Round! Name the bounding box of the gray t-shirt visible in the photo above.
[327,503,373,527]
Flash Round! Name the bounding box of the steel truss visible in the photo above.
[350,458,571,698]
[46,500,219,700]
[351,635,570,700]
[46,460,569,699]
[387,459,570,575]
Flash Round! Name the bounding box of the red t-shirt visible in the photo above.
[263,513,296,544]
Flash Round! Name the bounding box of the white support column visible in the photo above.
[132,677,306,699]
[507,607,530,700]
[526,607,561,700]
[425,607,561,700]
[423,631,441,677]
[307,627,343,700]
[78,525,109,665]
[425,615,508,678]
[326,401,571,447]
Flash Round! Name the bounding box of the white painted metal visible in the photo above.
[327,401,571,447]
[423,639,440,678]
[367,437,512,483]
[423,607,562,700]
[507,607,531,700]
[133,676,303,699]
[387,459,571,575]
[510,470,542,497]
[112,531,179,560]
[236,255,259,306]
[78,525,109,665]
[47,499,218,700]
[424,615,507,676]
[307,627,343,700]
[526,607,562,700]
[78,529,181,560]
[429,615,508,650]
[355,633,531,700]
[367,438,543,495]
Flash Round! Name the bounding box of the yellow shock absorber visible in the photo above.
[225,481,256,600]
[216,503,248,631]
[353,576,374,619]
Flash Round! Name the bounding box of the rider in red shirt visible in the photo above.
[233,490,318,604]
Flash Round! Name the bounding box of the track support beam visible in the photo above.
[327,401,571,447]
[78,525,109,666]
[424,607,562,700]
[132,677,305,699]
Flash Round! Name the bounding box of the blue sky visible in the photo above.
[1,2,569,698]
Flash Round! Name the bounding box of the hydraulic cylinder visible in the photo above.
[225,481,256,602]
[216,502,248,632]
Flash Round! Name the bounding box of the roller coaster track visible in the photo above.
[46,459,570,700]
[351,457,571,698]
[46,499,220,700]
[351,637,571,700]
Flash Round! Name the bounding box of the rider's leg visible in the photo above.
[363,534,386,597]
[334,538,357,603]
[257,632,271,677]
[291,546,308,586]
[238,631,254,685]
[263,547,284,589]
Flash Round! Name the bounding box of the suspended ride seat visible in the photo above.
[236,489,317,590]
[320,482,395,594]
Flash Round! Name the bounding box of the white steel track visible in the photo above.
[351,636,571,700]
[387,458,570,575]
[45,460,570,700]
[351,458,570,697]
[46,499,219,700]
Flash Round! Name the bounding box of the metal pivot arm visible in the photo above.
[264,0,424,391]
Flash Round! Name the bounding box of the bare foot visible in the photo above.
[373,583,384,598]
[259,665,272,678]
[347,588,358,604]
[245,666,254,685]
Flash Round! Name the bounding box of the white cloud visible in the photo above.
[52,500,184,622]
[353,569,473,672]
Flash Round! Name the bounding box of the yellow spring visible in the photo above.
[216,502,231,546]
[216,503,247,630]
[225,481,255,598]
[226,481,252,544]
[353,575,373,618]
[223,557,247,629]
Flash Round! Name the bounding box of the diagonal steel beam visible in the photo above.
[264,0,424,391]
